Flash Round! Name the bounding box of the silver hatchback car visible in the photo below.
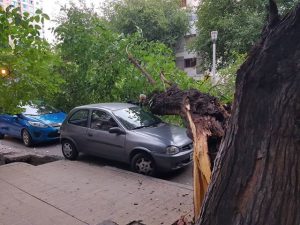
[60,103,193,175]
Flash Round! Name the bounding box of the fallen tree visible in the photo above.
[127,53,230,220]
[127,1,299,224]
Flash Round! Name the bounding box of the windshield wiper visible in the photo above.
[148,121,162,126]
[133,125,149,130]
[133,121,162,129]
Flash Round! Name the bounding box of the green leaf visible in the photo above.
[34,15,40,23]
[23,12,30,17]
[34,24,41,30]
[42,13,50,20]
[35,9,42,14]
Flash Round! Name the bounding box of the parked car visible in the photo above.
[0,101,66,147]
[60,103,193,175]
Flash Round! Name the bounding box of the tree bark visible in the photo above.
[197,2,300,225]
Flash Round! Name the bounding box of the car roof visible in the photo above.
[75,102,137,111]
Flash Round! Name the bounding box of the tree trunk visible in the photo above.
[197,2,300,225]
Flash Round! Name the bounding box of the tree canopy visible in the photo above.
[103,0,189,49]
[0,6,63,113]
[54,4,196,112]
[195,0,298,69]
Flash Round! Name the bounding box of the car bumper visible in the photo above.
[28,127,60,143]
[152,149,193,172]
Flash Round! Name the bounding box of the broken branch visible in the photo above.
[126,45,156,85]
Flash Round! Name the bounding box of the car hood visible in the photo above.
[26,112,66,126]
[132,123,192,147]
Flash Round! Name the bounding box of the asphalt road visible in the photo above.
[0,137,193,186]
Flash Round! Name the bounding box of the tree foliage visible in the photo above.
[103,0,189,49]
[54,4,195,112]
[199,53,246,104]
[0,6,63,113]
[195,0,298,69]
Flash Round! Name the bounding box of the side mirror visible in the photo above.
[109,127,125,135]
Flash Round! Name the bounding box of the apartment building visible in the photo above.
[0,0,43,15]
[176,0,202,80]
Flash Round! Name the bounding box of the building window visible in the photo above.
[23,4,27,8]
[180,0,187,7]
[184,58,197,68]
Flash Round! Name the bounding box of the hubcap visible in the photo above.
[23,131,30,145]
[63,143,73,158]
[136,157,153,175]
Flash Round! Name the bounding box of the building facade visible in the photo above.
[176,0,202,80]
[0,0,43,15]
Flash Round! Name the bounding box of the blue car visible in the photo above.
[0,102,67,147]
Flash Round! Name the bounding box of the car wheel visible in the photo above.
[131,153,156,176]
[62,140,78,160]
[0,133,4,139]
[22,129,33,147]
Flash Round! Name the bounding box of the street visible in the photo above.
[0,136,193,186]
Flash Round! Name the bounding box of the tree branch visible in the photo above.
[126,45,156,85]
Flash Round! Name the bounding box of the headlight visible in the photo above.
[166,146,180,155]
[28,121,48,128]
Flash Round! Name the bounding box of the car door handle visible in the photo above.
[87,133,93,137]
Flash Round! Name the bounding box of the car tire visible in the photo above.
[0,133,4,139]
[131,152,156,176]
[62,140,78,160]
[22,129,33,147]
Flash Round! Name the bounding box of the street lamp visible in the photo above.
[211,31,218,79]
[0,68,9,77]
[0,69,8,77]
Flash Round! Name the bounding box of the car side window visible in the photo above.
[91,110,118,131]
[68,109,89,127]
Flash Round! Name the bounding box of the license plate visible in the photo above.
[190,152,193,161]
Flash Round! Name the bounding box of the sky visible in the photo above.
[42,0,106,43]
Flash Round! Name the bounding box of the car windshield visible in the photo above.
[22,102,60,116]
[113,107,162,130]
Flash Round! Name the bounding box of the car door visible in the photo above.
[7,115,23,137]
[0,114,22,137]
[86,109,126,162]
[0,114,11,135]
[65,109,90,152]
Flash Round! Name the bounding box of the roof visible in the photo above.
[75,102,137,111]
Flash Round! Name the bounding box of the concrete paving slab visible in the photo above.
[0,179,86,225]
[0,161,193,225]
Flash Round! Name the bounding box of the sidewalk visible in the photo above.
[0,160,193,225]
